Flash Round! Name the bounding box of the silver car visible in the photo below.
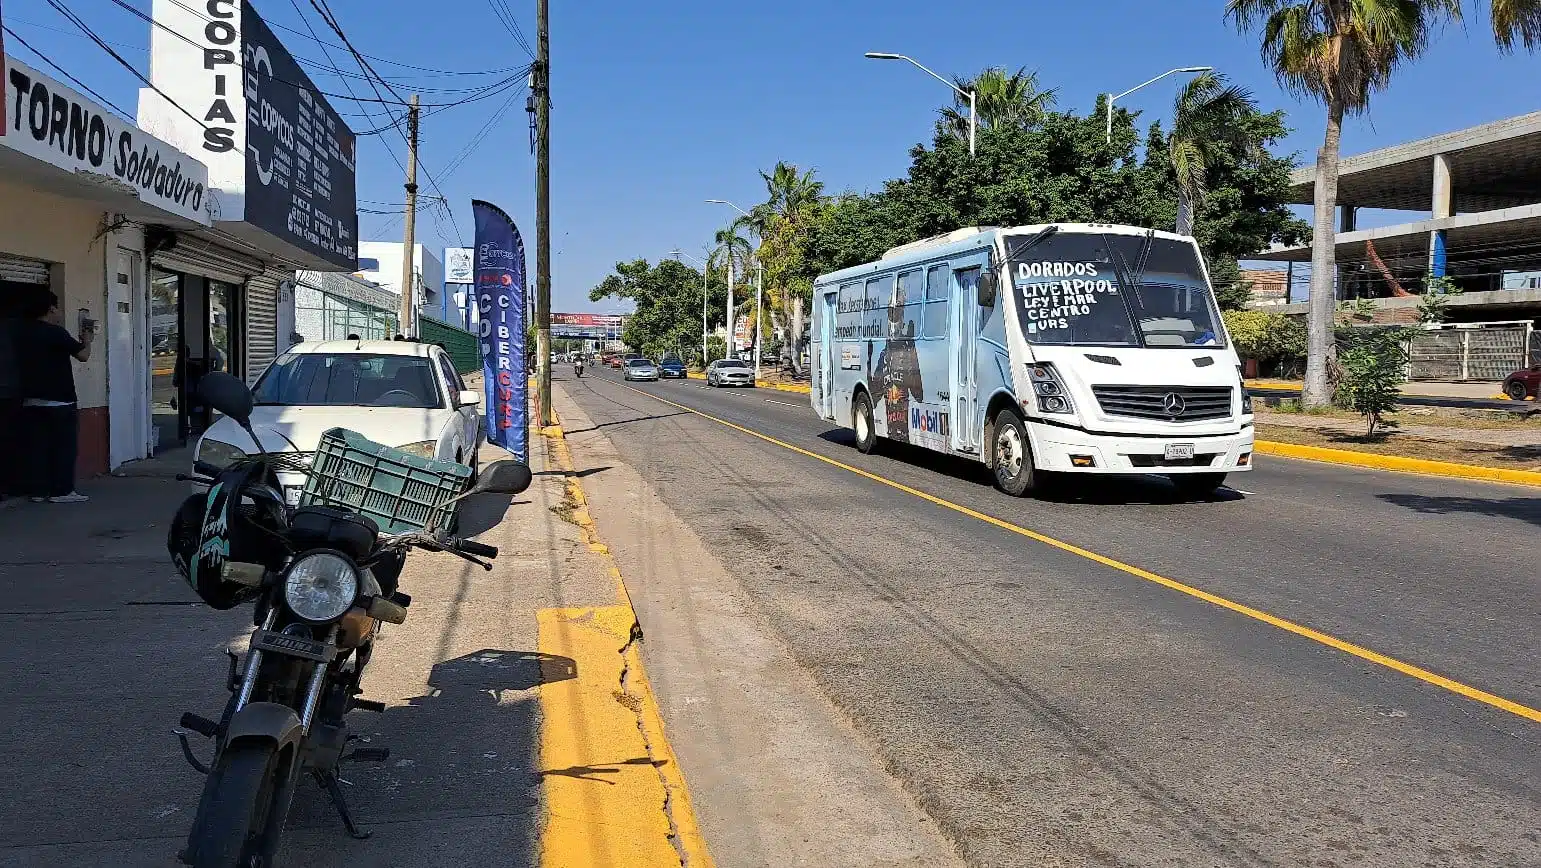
[623,358,660,381]
[706,358,754,387]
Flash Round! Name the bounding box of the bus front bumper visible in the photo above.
[1026,422,1254,475]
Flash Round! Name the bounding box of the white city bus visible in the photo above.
[808,224,1253,497]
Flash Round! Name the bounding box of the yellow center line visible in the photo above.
[599,380,1541,726]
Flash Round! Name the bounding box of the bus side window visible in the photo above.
[924,266,949,338]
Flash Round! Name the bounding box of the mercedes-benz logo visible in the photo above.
[1162,392,1186,416]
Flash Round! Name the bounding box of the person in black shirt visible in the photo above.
[0,294,22,502]
[17,289,95,503]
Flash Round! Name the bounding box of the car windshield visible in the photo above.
[253,353,443,408]
[717,359,747,368]
[627,359,653,367]
[1006,232,1225,349]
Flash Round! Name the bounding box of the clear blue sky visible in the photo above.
[6,0,1540,313]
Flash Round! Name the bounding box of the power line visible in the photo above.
[0,25,139,123]
[163,0,525,78]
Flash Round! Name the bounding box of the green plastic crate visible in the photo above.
[300,428,473,534]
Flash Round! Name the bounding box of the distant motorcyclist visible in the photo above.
[574,357,584,378]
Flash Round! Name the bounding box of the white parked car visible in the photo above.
[706,358,754,387]
[192,340,483,506]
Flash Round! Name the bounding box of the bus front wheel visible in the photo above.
[991,409,1036,497]
[853,392,878,454]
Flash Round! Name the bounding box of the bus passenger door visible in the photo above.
[950,267,980,452]
[818,290,838,419]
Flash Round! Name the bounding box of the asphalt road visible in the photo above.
[564,370,1540,868]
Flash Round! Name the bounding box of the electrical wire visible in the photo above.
[486,0,535,58]
[0,25,138,123]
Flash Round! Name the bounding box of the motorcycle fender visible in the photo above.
[224,701,303,753]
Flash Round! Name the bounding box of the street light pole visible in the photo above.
[865,52,975,157]
[1104,66,1212,144]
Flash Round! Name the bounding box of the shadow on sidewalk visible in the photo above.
[278,648,576,867]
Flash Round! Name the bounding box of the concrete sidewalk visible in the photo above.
[0,423,692,866]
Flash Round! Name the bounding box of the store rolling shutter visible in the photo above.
[244,267,292,384]
[152,237,262,286]
[0,253,51,284]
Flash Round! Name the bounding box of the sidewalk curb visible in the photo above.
[538,413,715,868]
[686,371,810,393]
[1255,439,1541,487]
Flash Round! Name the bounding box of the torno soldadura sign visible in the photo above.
[145,0,357,268]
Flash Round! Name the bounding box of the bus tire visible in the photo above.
[853,391,878,454]
[991,408,1036,497]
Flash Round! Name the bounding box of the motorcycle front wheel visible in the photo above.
[184,742,293,867]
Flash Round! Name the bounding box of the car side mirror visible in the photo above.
[473,459,532,496]
[456,390,481,408]
[196,371,253,425]
[977,271,998,307]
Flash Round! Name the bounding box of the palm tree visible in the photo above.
[1226,0,1541,407]
[748,164,825,370]
[938,67,1057,140]
[1169,72,1257,236]
[709,226,754,358]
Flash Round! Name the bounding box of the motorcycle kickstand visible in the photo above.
[312,769,371,840]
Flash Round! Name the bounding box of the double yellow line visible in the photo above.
[605,380,1541,726]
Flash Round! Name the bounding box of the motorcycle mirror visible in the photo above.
[196,372,254,426]
[472,460,532,496]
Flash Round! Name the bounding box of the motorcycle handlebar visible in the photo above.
[455,538,498,558]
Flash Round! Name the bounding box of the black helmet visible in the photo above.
[168,464,282,609]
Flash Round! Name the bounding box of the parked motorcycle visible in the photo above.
[169,372,531,867]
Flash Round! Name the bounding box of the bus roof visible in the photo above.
[814,223,1196,287]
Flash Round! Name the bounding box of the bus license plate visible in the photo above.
[1165,443,1196,461]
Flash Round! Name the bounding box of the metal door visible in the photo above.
[950,267,980,451]
[109,249,148,467]
[818,290,838,418]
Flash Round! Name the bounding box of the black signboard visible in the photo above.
[240,0,356,268]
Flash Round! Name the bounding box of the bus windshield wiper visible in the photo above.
[1128,228,1157,289]
[1005,225,1059,261]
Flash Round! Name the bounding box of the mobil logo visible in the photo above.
[910,406,949,437]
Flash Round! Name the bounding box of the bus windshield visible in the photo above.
[1006,231,1225,349]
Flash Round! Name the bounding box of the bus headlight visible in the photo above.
[1237,365,1253,414]
[285,552,360,623]
[1029,364,1074,414]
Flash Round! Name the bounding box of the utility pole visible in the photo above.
[398,94,419,338]
[534,0,552,425]
[753,258,764,380]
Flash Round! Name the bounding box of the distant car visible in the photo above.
[623,358,660,381]
[658,358,687,378]
[1503,364,1540,400]
[706,358,753,387]
[607,355,623,369]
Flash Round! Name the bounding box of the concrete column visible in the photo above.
[1429,153,1452,278]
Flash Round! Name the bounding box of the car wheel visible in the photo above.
[1506,380,1528,401]
[991,408,1036,497]
[853,391,877,454]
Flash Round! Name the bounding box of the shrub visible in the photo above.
[1333,328,1409,435]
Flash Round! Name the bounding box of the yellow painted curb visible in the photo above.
[1255,439,1541,487]
[537,408,716,867]
[537,606,679,868]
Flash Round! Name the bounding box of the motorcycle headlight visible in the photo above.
[284,551,360,622]
[395,440,439,459]
[196,439,247,470]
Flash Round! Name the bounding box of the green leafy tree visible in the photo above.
[1334,327,1410,435]
[589,259,726,367]
[1223,309,1307,366]
[745,162,826,372]
[1226,0,1541,409]
[1419,273,1464,325]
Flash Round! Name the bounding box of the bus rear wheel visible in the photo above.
[991,408,1036,497]
[853,392,878,454]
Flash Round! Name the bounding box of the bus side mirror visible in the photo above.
[977,272,998,307]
